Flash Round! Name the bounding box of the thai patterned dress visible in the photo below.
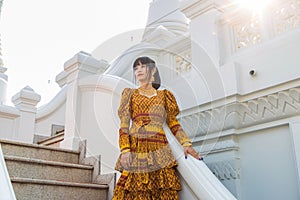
[113,88,192,200]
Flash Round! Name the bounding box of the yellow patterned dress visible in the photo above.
[113,88,192,200]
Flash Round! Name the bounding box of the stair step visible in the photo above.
[0,139,79,164]
[5,155,93,183]
[11,177,108,200]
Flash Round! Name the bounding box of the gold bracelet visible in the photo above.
[121,148,131,154]
[182,142,192,147]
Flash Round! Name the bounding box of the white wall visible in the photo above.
[231,31,300,95]
[0,117,18,140]
[79,89,120,173]
[239,125,300,200]
[77,74,132,174]
[0,105,20,141]
[35,88,67,137]
[35,103,66,137]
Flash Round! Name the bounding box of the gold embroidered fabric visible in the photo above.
[113,88,191,199]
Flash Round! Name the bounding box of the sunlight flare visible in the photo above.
[235,0,273,12]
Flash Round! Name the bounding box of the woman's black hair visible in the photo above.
[133,56,161,89]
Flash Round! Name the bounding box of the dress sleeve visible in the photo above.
[118,88,132,153]
[164,89,192,147]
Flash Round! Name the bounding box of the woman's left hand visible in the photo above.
[184,146,202,160]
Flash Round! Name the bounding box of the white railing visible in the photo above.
[0,143,16,200]
[164,125,237,200]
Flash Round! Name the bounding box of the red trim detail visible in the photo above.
[119,132,128,137]
[137,138,168,144]
[132,113,163,120]
[170,124,182,136]
[133,131,165,137]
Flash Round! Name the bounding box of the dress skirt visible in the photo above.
[112,167,181,200]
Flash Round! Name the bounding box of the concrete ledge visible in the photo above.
[12,177,108,200]
[37,132,64,146]
[11,177,108,188]
[4,155,93,169]
[6,155,93,183]
[1,141,79,164]
[0,139,79,154]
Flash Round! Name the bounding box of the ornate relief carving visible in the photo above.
[179,87,300,135]
[175,52,191,75]
[224,0,300,51]
[233,15,262,50]
[207,160,240,180]
[272,0,300,35]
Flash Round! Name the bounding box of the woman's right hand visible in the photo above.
[184,146,202,160]
[120,152,132,170]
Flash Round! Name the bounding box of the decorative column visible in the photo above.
[181,0,223,67]
[12,86,41,143]
[180,0,233,101]
[0,0,7,105]
[58,51,107,150]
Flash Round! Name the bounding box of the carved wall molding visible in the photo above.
[179,87,300,136]
[206,159,240,180]
[198,139,239,154]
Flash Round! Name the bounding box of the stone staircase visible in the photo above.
[0,139,109,200]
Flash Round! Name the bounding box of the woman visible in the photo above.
[113,56,202,200]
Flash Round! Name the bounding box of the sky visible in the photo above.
[1,0,151,106]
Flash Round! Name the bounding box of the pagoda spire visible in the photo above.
[0,0,8,105]
[0,0,4,67]
[143,0,189,40]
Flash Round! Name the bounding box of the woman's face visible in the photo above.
[134,61,150,84]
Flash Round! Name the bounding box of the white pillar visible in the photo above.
[59,51,107,150]
[181,0,227,101]
[181,0,223,67]
[11,86,41,143]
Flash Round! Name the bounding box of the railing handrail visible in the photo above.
[0,143,17,200]
[164,125,237,200]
